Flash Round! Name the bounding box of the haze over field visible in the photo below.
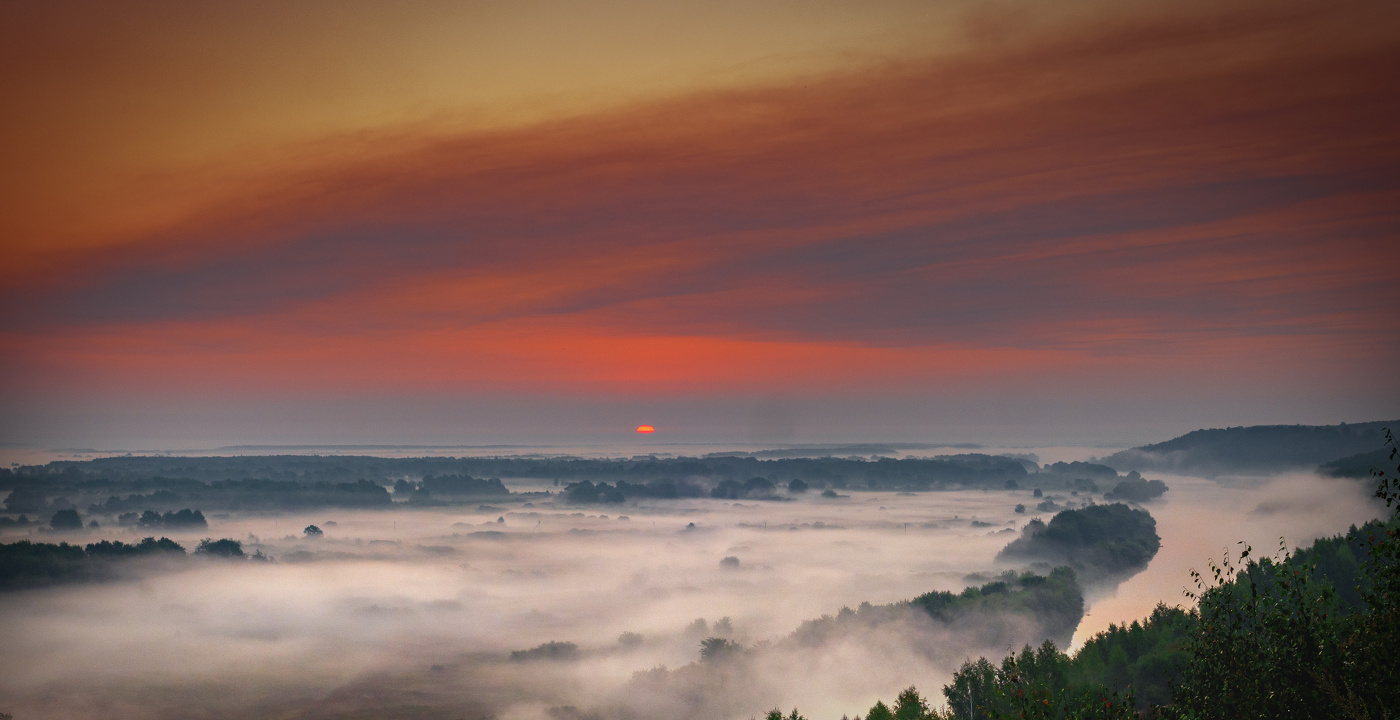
[0,456,1385,720]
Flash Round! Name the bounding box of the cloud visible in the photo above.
[1,0,1397,413]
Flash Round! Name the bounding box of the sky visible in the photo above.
[1,0,1398,449]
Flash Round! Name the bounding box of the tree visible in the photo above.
[162,509,207,528]
[4,487,48,513]
[49,509,82,530]
[509,641,578,661]
[699,637,742,663]
[304,524,323,537]
[893,686,932,720]
[195,538,244,558]
[865,700,894,720]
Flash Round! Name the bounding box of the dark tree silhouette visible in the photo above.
[49,509,82,530]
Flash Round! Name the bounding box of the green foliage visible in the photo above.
[1040,461,1119,480]
[791,569,1084,651]
[1069,604,1195,707]
[699,637,743,663]
[1103,474,1168,502]
[4,486,49,513]
[49,508,83,530]
[1103,420,1396,476]
[81,477,393,514]
[1166,429,1400,719]
[893,686,934,720]
[865,700,895,720]
[0,536,187,590]
[509,641,578,661]
[562,480,626,504]
[711,476,781,500]
[940,642,1137,720]
[84,536,186,558]
[1317,448,1391,478]
[418,474,509,496]
[783,435,1400,720]
[137,508,207,528]
[194,538,244,558]
[0,539,89,589]
[930,604,1195,715]
[14,453,1042,509]
[911,568,1084,643]
[998,504,1160,582]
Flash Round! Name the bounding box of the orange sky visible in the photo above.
[2,0,1398,447]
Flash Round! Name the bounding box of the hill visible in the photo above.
[1100,420,1397,477]
[1318,448,1393,479]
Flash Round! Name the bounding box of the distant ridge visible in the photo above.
[703,443,980,459]
[1101,420,1397,477]
[217,444,543,450]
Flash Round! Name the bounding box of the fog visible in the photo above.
[0,467,1386,719]
[1069,471,1382,647]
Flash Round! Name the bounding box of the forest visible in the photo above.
[0,453,1159,520]
[0,535,257,590]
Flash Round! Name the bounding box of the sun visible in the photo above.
[636,425,656,434]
